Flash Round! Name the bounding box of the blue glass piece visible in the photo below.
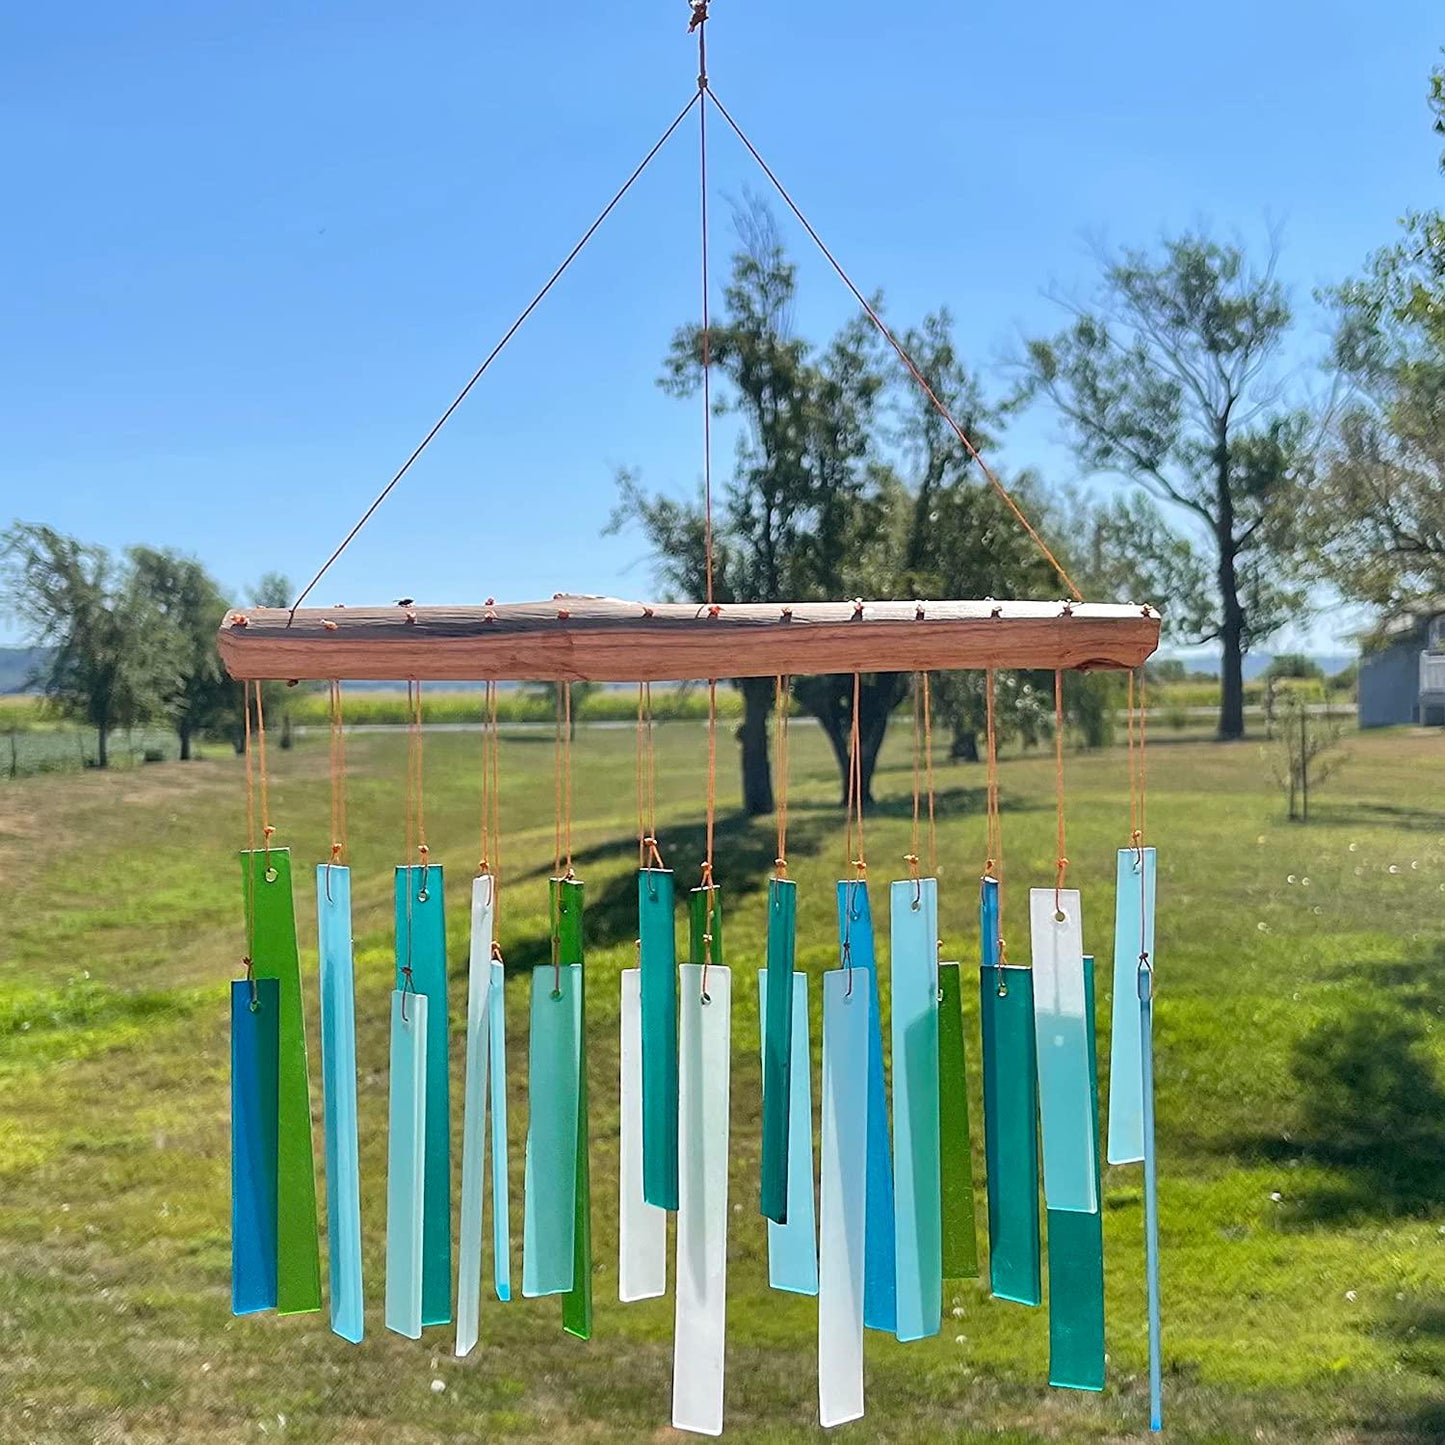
[1108,847,1156,1165]
[385,989,427,1339]
[1140,959,1163,1430]
[231,978,279,1317]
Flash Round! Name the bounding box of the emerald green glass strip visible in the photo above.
[639,869,679,1211]
[938,962,978,1280]
[1048,955,1105,1391]
[556,878,593,1341]
[240,849,321,1316]
[760,877,796,1224]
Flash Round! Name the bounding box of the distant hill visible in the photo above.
[0,646,51,695]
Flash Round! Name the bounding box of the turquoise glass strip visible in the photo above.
[385,990,428,1339]
[639,869,679,1212]
[1048,956,1105,1391]
[394,865,451,1326]
[231,978,278,1316]
[890,878,941,1341]
[761,877,797,1223]
[836,879,896,1334]
[317,866,363,1343]
[522,964,581,1297]
[756,969,817,1294]
[489,957,511,1302]
[1108,847,1156,1165]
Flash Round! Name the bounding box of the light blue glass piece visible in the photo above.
[457,876,496,1357]
[836,880,896,1335]
[890,878,941,1342]
[1108,847,1156,1165]
[756,969,817,1295]
[1140,959,1163,1430]
[231,978,278,1317]
[489,957,511,1302]
[394,865,451,1327]
[317,866,363,1343]
[1030,888,1098,1214]
[522,964,581,1297]
[385,990,427,1339]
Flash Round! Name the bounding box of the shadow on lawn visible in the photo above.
[1359,1294,1445,1442]
[1303,800,1445,832]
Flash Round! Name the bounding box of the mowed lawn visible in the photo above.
[0,718,1442,1444]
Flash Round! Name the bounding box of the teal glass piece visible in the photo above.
[1108,847,1156,1165]
[1048,956,1105,1392]
[756,968,817,1295]
[385,989,428,1339]
[761,876,797,1224]
[317,866,363,1343]
[522,963,581,1297]
[639,869,679,1212]
[979,880,1041,1307]
[394,865,451,1327]
[890,878,942,1342]
[489,957,511,1302]
[231,978,278,1316]
[938,963,979,1280]
[837,879,896,1334]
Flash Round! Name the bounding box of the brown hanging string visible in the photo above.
[699,678,719,1002]
[636,682,665,872]
[553,684,575,881]
[774,675,791,879]
[983,669,1007,966]
[843,673,867,879]
[1130,666,1152,972]
[326,680,348,901]
[240,682,259,1008]
[1053,669,1069,920]
[253,681,275,877]
[478,681,502,890]
[907,673,923,890]
[922,672,938,879]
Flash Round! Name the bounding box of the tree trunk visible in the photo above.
[179,724,193,762]
[1215,444,1247,742]
[96,724,109,769]
[951,728,980,763]
[737,677,774,817]
[1218,602,1246,741]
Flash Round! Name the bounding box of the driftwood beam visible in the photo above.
[217,596,1161,683]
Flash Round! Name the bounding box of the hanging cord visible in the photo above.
[253,681,276,879]
[922,673,938,879]
[843,673,868,878]
[1053,670,1069,920]
[1130,667,1152,974]
[401,680,429,1022]
[287,92,702,616]
[703,88,1082,604]
[774,675,791,878]
[636,682,665,872]
[906,673,923,895]
[478,681,502,892]
[698,679,719,1003]
[326,680,348,900]
[553,684,575,881]
[983,669,1009,987]
[241,683,260,1009]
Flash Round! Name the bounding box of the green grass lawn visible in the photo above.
[0,719,1442,1443]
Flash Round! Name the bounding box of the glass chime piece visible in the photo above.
[835,879,897,1334]
[556,877,592,1341]
[489,954,511,1303]
[1047,956,1106,1392]
[1029,888,1098,1214]
[394,864,452,1327]
[1140,956,1164,1430]
[756,968,817,1295]
[979,878,1041,1308]
[231,977,279,1317]
[317,865,363,1343]
[457,874,497,1357]
[522,962,581,1297]
[760,877,797,1224]
[241,849,321,1315]
[639,868,680,1211]
[819,969,869,1429]
[672,963,732,1438]
[937,962,979,1280]
[890,878,942,1343]
[1108,847,1156,1166]
[385,989,428,1340]
[620,967,667,1302]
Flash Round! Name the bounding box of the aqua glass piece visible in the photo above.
[1108,847,1156,1165]
[522,962,581,1298]
[231,977,278,1316]
[457,875,496,1357]
[890,878,941,1342]
[489,956,511,1303]
[1048,955,1105,1392]
[756,968,817,1295]
[836,879,896,1334]
[761,877,797,1224]
[395,864,451,1326]
[317,865,363,1343]
[819,969,869,1428]
[1140,959,1163,1431]
[938,963,979,1279]
[620,968,667,1302]
[385,989,428,1339]
[639,868,679,1212]
[241,849,321,1316]
[555,877,592,1341]
[1030,889,1098,1214]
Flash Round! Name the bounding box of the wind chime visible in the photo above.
[221,4,1165,1436]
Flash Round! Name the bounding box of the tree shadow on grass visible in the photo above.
[783,784,1038,820]
[1302,800,1445,832]
[1357,1295,1445,1442]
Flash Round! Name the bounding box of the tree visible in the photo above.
[1269,692,1347,823]
[0,524,166,768]
[1020,235,1310,740]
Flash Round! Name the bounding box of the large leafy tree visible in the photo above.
[1020,235,1310,740]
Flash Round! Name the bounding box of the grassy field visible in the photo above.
[0,719,1442,1443]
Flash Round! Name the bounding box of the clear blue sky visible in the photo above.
[2,2,1439,652]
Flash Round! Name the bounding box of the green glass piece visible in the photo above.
[938,963,979,1280]
[555,878,593,1341]
[979,962,1041,1307]
[1048,956,1105,1391]
[639,869,679,1211]
[240,849,321,1316]
[760,877,796,1223]
[689,883,724,968]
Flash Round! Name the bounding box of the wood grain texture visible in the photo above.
[217,596,1161,683]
